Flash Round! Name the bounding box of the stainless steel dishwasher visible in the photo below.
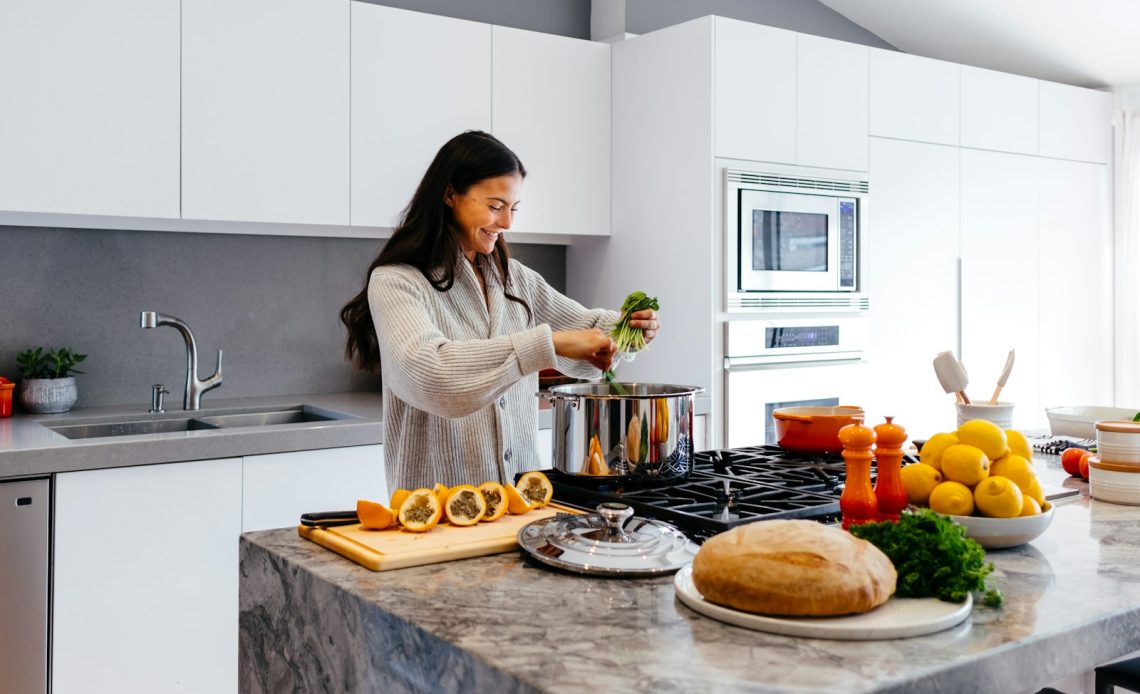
[0,478,50,694]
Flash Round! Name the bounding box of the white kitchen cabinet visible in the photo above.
[491,26,610,236]
[0,0,179,218]
[537,428,553,469]
[713,18,797,165]
[693,414,709,452]
[182,0,349,225]
[797,33,868,172]
[1038,158,1113,409]
[869,49,960,146]
[351,3,491,227]
[242,444,386,532]
[866,138,960,437]
[52,459,242,694]
[961,66,1038,156]
[1039,81,1113,164]
[960,149,1042,429]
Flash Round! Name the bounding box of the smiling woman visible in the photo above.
[339,131,660,490]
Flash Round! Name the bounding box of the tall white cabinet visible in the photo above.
[0,0,180,218]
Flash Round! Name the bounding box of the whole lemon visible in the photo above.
[1020,495,1042,517]
[974,476,1024,518]
[1005,429,1033,461]
[990,454,1040,499]
[901,463,943,505]
[929,480,975,516]
[957,419,1008,460]
[919,432,960,472]
[941,444,991,487]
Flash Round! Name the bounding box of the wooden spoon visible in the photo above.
[988,349,1015,405]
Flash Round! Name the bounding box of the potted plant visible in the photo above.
[17,347,87,414]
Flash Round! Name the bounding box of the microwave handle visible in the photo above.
[723,356,865,372]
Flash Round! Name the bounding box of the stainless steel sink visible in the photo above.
[44,405,353,440]
[48,418,221,440]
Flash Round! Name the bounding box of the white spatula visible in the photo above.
[933,351,970,405]
[988,349,1015,405]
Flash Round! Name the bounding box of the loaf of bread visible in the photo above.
[691,520,896,616]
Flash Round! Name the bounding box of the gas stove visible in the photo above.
[546,444,896,543]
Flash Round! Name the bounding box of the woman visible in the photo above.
[341,131,660,490]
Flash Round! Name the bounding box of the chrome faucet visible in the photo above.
[140,311,223,410]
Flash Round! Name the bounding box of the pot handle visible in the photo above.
[775,412,814,423]
[539,391,581,409]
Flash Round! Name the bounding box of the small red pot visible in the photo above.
[772,406,865,454]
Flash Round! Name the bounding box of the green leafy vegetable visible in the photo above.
[849,508,1002,606]
[1132,411,1140,422]
[602,291,660,395]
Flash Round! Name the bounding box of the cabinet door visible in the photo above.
[0,0,179,218]
[869,49,959,146]
[182,0,349,225]
[961,66,1038,156]
[866,138,960,436]
[351,3,491,227]
[242,445,386,532]
[960,149,1041,429]
[798,33,868,171]
[713,17,796,165]
[1038,159,1113,408]
[536,428,553,469]
[492,26,610,236]
[1039,81,1113,164]
[53,459,242,694]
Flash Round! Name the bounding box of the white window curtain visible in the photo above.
[1117,108,1140,407]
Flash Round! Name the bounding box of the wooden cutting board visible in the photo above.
[298,503,579,571]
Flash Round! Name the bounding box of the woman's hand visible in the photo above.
[626,309,660,346]
[552,329,617,372]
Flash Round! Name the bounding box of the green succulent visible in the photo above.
[16,347,87,379]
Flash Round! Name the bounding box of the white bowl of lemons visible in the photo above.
[903,420,1054,549]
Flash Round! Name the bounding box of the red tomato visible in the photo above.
[1061,447,1085,476]
[1078,451,1092,480]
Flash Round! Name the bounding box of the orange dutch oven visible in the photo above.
[772,406,865,454]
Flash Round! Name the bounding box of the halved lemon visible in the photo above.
[444,484,487,526]
[356,499,395,530]
[516,471,553,508]
[397,488,442,532]
[504,483,537,515]
[478,481,509,522]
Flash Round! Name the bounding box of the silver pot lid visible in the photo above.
[517,503,698,576]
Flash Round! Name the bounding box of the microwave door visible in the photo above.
[738,190,839,292]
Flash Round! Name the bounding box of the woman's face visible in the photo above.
[447,173,522,261]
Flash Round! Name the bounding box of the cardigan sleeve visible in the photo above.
[369,268,556,419]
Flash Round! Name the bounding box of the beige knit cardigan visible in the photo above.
[368,254,618,490]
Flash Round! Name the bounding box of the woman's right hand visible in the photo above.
[552,329,617,372]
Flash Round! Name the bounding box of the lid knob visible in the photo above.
[590,503,637,543]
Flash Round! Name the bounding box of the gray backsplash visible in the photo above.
[0,225,565,410]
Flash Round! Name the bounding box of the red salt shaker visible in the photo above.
[839,422,878,530]
[873,416,909,522]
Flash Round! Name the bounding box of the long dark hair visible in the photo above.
[341,130,530,372]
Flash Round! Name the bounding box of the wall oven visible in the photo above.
[725,166,869,312]
[723,315,869,448]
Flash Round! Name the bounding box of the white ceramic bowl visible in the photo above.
[948,502,1054,549]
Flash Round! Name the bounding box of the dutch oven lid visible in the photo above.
[517,503,698,576]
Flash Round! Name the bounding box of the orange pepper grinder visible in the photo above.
[873,416,909,522]
[838,422,878,530]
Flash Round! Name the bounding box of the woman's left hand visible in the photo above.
[627,309,660,345]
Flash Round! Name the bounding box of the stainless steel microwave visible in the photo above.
[724,166,869,310]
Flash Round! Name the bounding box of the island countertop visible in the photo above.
[239,463,1140,694]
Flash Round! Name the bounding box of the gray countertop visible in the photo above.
[238,458,1140,694]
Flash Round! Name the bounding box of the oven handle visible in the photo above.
[723,356,865,372]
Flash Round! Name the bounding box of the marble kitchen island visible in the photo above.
[239,483,1140,694]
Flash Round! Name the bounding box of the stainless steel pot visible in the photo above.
[540,383,703,482]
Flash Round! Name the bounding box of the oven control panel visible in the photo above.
[725,315,868,365]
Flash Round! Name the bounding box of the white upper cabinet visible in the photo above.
[492,26,610,236]
[961,66,1038,155]
[797,33,869,172]
[713,18,797,165]
[0,0,179,218]
[869,49,960,146]
[351,4,491,228]
[182,0,349,225]
[1039,81,1113,164]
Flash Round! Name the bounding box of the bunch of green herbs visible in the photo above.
[17,347,87,379]
[602,291,660,395]
[849,508,1003,607]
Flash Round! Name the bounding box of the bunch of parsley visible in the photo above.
[849,508,1003,607]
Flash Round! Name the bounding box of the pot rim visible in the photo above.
[772,406,864,420]
[542,382,704,401]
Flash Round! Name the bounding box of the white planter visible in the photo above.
[20,377,78,414]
